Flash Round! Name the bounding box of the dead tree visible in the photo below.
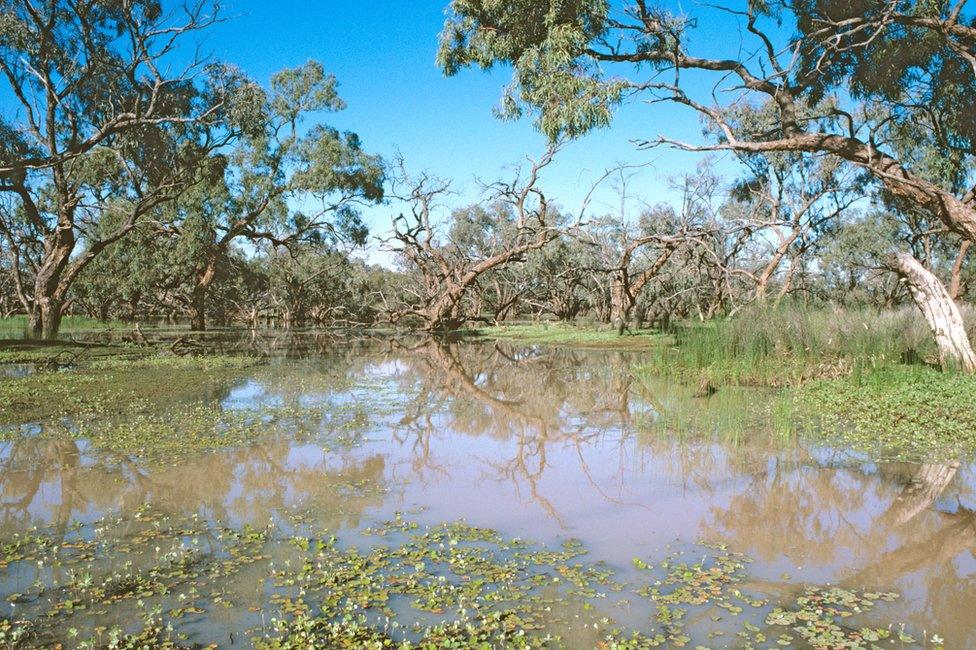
[383,146,562,331]
[609,235,682,334]
[731,155,859,303]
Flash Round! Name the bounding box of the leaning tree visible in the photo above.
[382,147,562,331]
[438,0,976,371]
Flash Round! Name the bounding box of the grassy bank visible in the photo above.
[471,308,976,459]
[471,323,666,348]
[0,315,131,338]
[636,305,947,386]
[626,304,976,459]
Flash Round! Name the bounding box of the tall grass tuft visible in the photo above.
[641,302,967,386]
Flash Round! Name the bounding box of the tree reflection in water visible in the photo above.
[0,335,972,644]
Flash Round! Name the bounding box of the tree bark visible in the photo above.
[610,241,678,335]
[188,261,218,331]
[26,217,74,339]
[774,258,799,305]
[189,287,207,332]
[426,290,466,331]
[890,252,976,372]
[755,231,800,302]
[610,270,631,335]
[27,298,65,340]
[949,240,971,300]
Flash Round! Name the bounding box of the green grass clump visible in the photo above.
[792,366,976,459]
[638,304,946,386]
[471,323,666,348]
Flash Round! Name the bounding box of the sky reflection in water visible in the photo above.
[0,338,973,645]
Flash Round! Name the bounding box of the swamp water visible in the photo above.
[0,337,972,648]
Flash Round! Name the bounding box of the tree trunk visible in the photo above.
[610,271,630,335]
[28,297,65,340]
[189,287,207,332]
[949,240,971,300]
[42,304,63,339]
[755,236,797,302]
[774,258,799,305]
[426,288,466,331]
[188,261,218,332]
[891,252,976,372]
[27,226,74,339]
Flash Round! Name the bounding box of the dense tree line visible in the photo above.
[0,0,382,336]
[4,152,973,338]
[2,0,976,371]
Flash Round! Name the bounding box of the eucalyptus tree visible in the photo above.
[602,168,727,333]
[164,61,384,331]
[521,232,601,322]
[0,0,235,337]
[263,243,364,328]
[437,0,976,369]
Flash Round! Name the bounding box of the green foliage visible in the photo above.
[438,0,623,139]
[794,365,976,459]
[438,0,609,74]
[270,60,345,120]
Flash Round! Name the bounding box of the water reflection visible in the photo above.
[0,336,973,645]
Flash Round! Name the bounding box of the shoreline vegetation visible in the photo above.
[473,306,976,460]
[0,0,970,643]
[0,316,960,646]
[470,323,666,348]
[1,304,972,460]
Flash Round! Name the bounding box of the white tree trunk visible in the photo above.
[891,252,976,372]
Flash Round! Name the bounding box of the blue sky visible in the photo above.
[0,1,770,261]
[203,0,756,257]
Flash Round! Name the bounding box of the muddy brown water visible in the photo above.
[0,335,973,647]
